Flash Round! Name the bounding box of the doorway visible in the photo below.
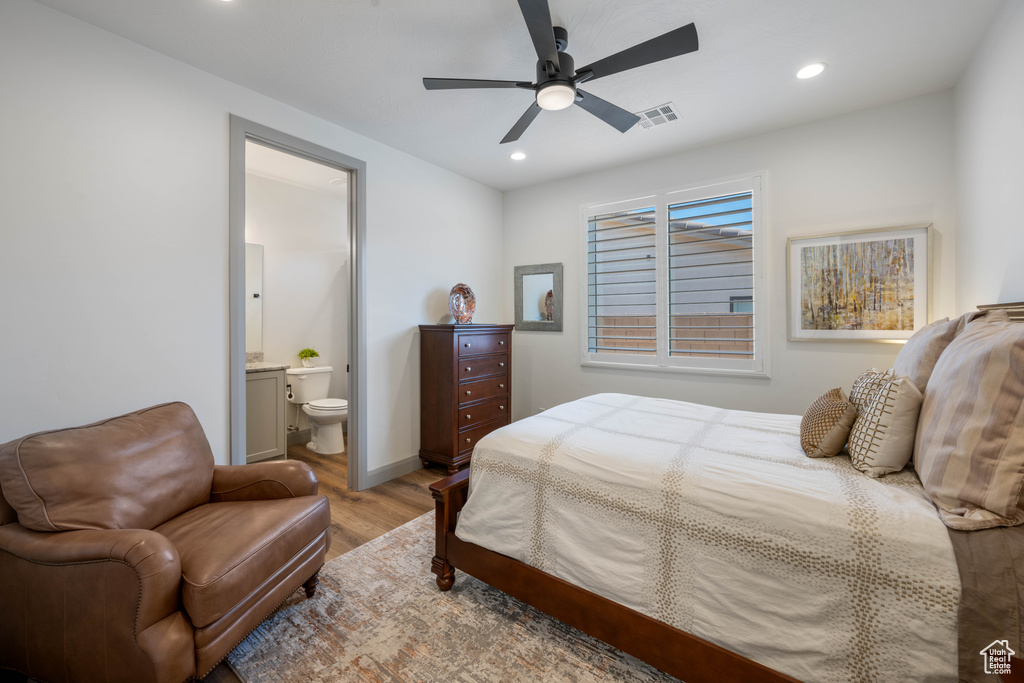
[228,116,368,490]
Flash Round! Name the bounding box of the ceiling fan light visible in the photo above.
[536,83,575,111]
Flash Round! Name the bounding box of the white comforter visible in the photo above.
[455,394,959,683]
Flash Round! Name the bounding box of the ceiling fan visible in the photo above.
[423,0,699,144]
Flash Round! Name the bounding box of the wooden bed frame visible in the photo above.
[430,304,1024,683]
[430,469,799,683]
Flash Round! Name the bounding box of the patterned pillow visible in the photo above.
[915,317,1024,530]
[847,377,923,477]
[801,388,858,458]
[849,369,894,413]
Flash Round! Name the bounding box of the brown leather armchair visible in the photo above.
[0,402,332,682]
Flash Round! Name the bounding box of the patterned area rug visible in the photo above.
[227,513,680,682]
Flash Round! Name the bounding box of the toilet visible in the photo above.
[285,366,348,454]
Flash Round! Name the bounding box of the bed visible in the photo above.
[429,304,1024,683]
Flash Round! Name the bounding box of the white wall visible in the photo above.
[0,0,504,477]
[245,173,349,403]
[503,92,957,418]
[954,0,1024,311]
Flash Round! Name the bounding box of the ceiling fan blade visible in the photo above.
[517,0,560,71]
[501,102,543,144]
[575,23,698,83]
[574,90,640,133]
[423,78,533,90]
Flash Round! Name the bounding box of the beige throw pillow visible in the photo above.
[915,316,1024,530]
[848,376,923,477]
[954,308,1008,335]
[801,388,858,458]
[893,317,955,393]
[893,310,1010,394]
[849,369,894,413]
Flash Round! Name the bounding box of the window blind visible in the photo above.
[582,176,764,375]
[667,192,754,359]
[587,206,657,355]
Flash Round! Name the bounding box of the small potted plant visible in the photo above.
[298,347,320,368]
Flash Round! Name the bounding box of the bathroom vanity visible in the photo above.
[245,363,288,462]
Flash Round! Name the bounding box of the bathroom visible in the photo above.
[244,141,350,461]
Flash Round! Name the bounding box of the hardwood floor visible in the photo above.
[287,443,441,562]
[0,448,446,683]
[205,445,444,680]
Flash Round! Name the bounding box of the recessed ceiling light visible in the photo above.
[510,152,526,161]
[796,62,826,79]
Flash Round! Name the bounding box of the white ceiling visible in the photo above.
[36,0,1004,191]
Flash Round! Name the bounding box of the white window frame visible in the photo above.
[580,174,769,378]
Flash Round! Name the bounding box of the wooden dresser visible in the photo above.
[419,323,514,474]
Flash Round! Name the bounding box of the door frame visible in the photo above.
[228,115,368,490]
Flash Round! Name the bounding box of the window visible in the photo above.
[583,176,766,376]
[585,204,658,356]
[730,296,754,313]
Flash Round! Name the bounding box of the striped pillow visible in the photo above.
[915,317,1024,530]
[801,388,858,458]
[847,377,922,477]
[893,317,955,393]
[894,310,1009,393]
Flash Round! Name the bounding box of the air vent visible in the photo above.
[636,102,679,129]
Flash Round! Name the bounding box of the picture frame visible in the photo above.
[787,224,931,341]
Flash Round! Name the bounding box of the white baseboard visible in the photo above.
[362,454,424,489]
[285,429,422,490]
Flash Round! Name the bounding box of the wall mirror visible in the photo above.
[514,262,563,331]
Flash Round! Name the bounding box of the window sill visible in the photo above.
[580,359,771,379]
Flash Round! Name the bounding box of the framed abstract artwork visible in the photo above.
[787,224,931,341]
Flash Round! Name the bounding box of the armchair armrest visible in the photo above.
[0,524,182,634]
[210,460,318,502]
[0,524,194,682]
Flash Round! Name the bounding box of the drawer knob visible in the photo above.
[500,405,505,410]
[464,342,471,347]
[465,414,471,420]
[465,366,472,371]
[499,384,505,388]
[465,390,472,395]
[499,340,505,345]
[466,438,472,443]
[499,362,505,367]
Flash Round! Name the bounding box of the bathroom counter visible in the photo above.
[245,361,291,374]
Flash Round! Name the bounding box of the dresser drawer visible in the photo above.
[458,417,510,454]
[458,396,509,429]
[457,332,509,357]
[458,355,508,381]
[458,375,509,406]
[419,323,514,475]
